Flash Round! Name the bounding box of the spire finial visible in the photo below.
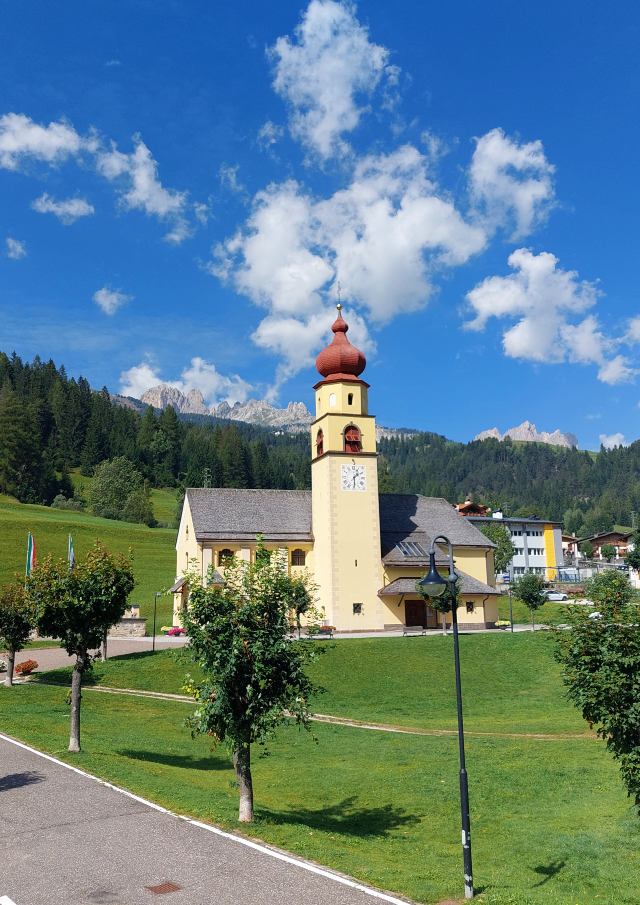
[336,281,342,309]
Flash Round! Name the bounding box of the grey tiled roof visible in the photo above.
[379,495,495,549]
[379,570,498,597]
[187,488,313,542]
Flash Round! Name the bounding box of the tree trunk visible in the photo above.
[531,608,535,631]
[101,632,108,662]
[442,612,447,636]
[69,650,87,753]
[4,648,15,687]
[233,744,254,822]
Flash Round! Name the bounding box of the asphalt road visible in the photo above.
[0,735,409,905]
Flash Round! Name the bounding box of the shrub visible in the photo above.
[51,494,85,511]
[14,659,38,675]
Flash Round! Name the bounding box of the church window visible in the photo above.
[353,603,363,614]
[344,425,361,454]
[466,602,474,613]
[186,526,189,540]
[291,549,306,566]
[218,549,234,565]
[316,429,324,457]
[348,393,353,405]
[329,393,336,406]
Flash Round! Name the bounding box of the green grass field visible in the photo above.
[3,633,639,905]
[0,494,177,628]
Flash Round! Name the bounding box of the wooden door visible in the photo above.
[405,599,426,628]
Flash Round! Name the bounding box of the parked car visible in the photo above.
[544,589,569,601]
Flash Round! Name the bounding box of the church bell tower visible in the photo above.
[311,305,383,631]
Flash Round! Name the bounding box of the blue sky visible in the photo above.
[1,0,639,450]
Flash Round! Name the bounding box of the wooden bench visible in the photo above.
[402,624,426,636]
[305,626,334,639]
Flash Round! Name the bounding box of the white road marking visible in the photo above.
[0,732,411,905]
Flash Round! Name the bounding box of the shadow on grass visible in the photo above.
[532,859,566,886]
[117,749,230,772]
[0,770,46,792]
[257,795,421,838]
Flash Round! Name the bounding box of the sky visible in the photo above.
[1,0,639,451]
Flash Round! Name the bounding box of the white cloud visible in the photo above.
[0,112,91,170]
[219,164,245,193]
[599,432,629,449]
[211,146,487,379]
[95,137,190,243]
[106,59,121,67]
[93,287,133,315]
[257,121,284,151]
[468,128,556,239]
[268,0,391,160]
[624,315,640,344]
[119,358,251,407]
[31,192,95,224]
[464,248,634,383]
[5,237,26,259]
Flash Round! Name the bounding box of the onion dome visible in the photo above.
[316,305,366,380]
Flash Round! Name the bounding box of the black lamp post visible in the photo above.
[152,592,162,652]
[419,534,474,900]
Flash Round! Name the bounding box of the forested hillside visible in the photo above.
[379,432,640,535]
[2,350,639,537]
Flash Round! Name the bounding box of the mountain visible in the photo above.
[474,421,579,449]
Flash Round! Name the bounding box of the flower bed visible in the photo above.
[167,627,185,636]
[14,659,38,675]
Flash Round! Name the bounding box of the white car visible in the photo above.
[544,590,569,601]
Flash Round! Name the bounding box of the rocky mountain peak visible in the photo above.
[475,421,579,448]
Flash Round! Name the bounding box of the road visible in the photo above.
[0,734,409,905]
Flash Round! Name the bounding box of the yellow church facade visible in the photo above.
[172,308,498,632]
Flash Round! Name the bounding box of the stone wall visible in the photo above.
[110,618,147,638]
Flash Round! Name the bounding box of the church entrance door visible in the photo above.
[405,599,426,628]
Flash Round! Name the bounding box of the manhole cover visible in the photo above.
[146,882,181,895]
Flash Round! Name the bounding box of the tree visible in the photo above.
[0,584,36,687]
[88,456,143,519]
[626,533,640,572]
[180,539,322,822]
[580,540,594,560]
[416,576,460,636]
[554,571,640,806]
[377,457,395,493]
[601,543,616,562]
[513,573,547,630]
[479,522,517,573]
[121,481,156,527]
[27,542,134,752]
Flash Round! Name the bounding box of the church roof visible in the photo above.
[186,488,313,542]
[315,306,366,384]
[379,571,499,597]
[185,488,495,551]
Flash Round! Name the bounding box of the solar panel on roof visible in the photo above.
[396,541,427,556]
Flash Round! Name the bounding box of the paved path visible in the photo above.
[0,734,409,905]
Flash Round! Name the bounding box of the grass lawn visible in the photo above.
[1,681,637,905]
[0,494,177,629]
[150,487,178,523]
[497,596,581,626]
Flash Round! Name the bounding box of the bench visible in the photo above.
[309,626,334,639]
[402,624,426,636]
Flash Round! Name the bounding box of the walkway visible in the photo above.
[0,734,410,905]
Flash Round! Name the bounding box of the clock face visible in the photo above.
[341,463,366,492]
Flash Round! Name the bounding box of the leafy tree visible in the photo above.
[513,573,547,630]
[416,576,460,635]
[180,539,322,822]
[601,543,616,562]
[0,584,36,687]
[554,571,640,806]
[478,522,516,573]
[580,540,594,560]
[626,533,640,572]
[377,457,395,493]
[88,456,143,519]
[27,542,134,751]
[121,481,156,527]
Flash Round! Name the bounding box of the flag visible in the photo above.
[26,533,36,575]
[68,535,75,570]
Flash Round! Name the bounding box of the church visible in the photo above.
[172,306,499,632]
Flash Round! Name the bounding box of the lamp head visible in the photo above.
[418,551,447,597]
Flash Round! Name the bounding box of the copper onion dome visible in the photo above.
[315,305,366,380]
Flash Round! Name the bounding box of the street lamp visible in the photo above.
[419,534,474,900]
[152,592,162,652]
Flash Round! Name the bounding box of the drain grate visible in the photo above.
[145,882,181,895]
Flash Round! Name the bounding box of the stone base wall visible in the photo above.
[110,618,147,638]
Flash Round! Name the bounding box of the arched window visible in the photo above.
[218,549,234,565]
[291,549,306,566]
[348,393,353,405]
[344,425,361,454]
[316,429,324,457]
